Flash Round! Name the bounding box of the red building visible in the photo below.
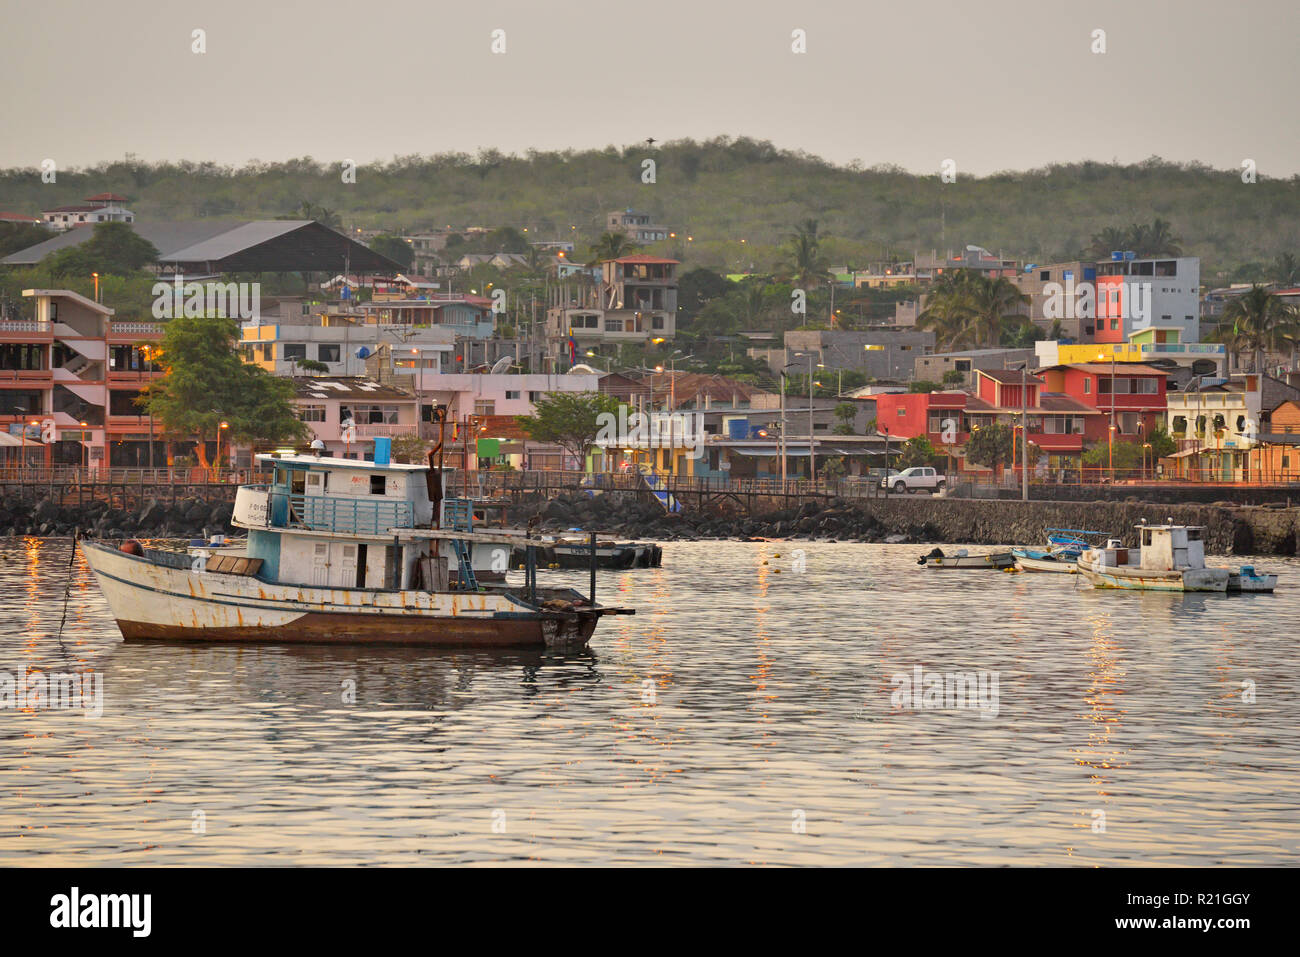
[873,368,1100,471]
[1037,362,1168,441]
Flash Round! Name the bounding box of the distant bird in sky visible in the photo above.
[646,137,657,148]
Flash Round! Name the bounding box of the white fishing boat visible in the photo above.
[1078,524,1231,592]
[81,434,633,649]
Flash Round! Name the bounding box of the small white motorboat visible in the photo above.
[1227,565,1278,592]
[1011,547,1078,574]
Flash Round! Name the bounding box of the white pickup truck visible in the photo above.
[881,466,946,494]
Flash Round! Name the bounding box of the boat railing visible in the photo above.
[284,493,414,535]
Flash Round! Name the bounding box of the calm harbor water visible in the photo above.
[1,536,1298,866]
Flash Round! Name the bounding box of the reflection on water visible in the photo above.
[1,537,1298,865]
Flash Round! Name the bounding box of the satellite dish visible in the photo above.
[355,346,371,359]
[490,355,515,375]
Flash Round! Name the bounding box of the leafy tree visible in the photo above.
[140,314,308,468]
[941,369,965,385]
[964,422,1039,478]
[369,234,414,271]
[0,221,52,257]
[832,402,857,435]
[898,435,939,468]
[909,380,942,393]
[678,267,731,318]
[391,433,429,464]
[42,222,159,276]
[292,357,330,375]
[515,391,621,467]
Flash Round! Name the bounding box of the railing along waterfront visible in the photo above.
[0,467,268,485]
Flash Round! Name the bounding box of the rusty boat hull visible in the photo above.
[81,541,616,650]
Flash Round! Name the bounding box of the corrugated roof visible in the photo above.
[1,220,243,265]
[292,376,413,401]
[160,220,315,262]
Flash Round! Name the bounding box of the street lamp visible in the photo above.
[215,420,229,479]
[79,421,89,472]
[1098,352,1116,482]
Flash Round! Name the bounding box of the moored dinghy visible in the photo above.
[917,547,1016,570]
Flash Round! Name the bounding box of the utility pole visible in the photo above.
[1021,363,1029,501]
[807,352,816,481]
[780,371,787,486]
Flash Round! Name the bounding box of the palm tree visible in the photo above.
[1220,284,1298,373]
[962,275,1031,349]
[1087,227,1129,259]
[782,219,829,289]
[585,232,639,266]
[1271,252,1300,287]
[1142,218,1183,256]
[916,271,1028,350]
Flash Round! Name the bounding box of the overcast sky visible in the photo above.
[2,0,1296,176]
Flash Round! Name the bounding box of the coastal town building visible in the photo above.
[748,329,934,380]
[41,193,135,232]
[605,209,672,243]
[2,289,164,468]
[546,254,679,350]
[1162,374,1300,482]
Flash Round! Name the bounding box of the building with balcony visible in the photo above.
[872,368,1102,471]
[1037,362,1170,442]
[605,209,672,243]
[1036,327,1225,380]
[545,255,679,349]
[292,377,420,460]
[1162,373,1300,481]
[1,289,164,467]
[241,319,456,378]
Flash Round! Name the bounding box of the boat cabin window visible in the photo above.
[369,475,386,495]
[274,466,288,486]
[291,472,306,496]
[1187,528,1202,541]
[1142,529,1152,546]
[306,472,325,493]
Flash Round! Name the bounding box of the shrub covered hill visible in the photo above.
[1,137,1297,281]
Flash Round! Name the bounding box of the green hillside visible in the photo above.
[2,137,1297,282]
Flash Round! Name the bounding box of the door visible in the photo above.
[339,544,358,588]
[310,542,329,587]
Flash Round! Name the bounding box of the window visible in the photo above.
[299,404,326,422]
[353,404,399,424]
[505,390,520,400]
[651,316,664,329]
[474,400,496,416]
[318,344,340,363]
[370,475,386,495]
[1084,379,1091,394]
[282,343,306,361]
[529,392,542,402]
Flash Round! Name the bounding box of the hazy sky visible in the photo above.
[2,0,1297,176]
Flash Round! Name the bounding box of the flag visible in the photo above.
[568,336,578,366]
